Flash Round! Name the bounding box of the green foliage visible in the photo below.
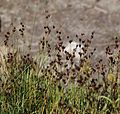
[0,23,120,114]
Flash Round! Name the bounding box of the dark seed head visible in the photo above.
[69,40,73,43]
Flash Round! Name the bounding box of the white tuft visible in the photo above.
[64,41,84,60]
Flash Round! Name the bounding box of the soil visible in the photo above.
[0,0,120,59]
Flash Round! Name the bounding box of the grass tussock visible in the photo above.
[0,21,120,114]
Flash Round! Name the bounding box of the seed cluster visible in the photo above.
[35,21,120,92]
[0,21,120,113]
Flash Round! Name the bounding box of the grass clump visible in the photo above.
[0,22,120,114]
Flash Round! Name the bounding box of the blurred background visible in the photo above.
[0,0,120,58]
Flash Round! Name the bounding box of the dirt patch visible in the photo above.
[0,0,120,57]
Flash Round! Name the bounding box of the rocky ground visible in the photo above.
[0,0,120,59]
